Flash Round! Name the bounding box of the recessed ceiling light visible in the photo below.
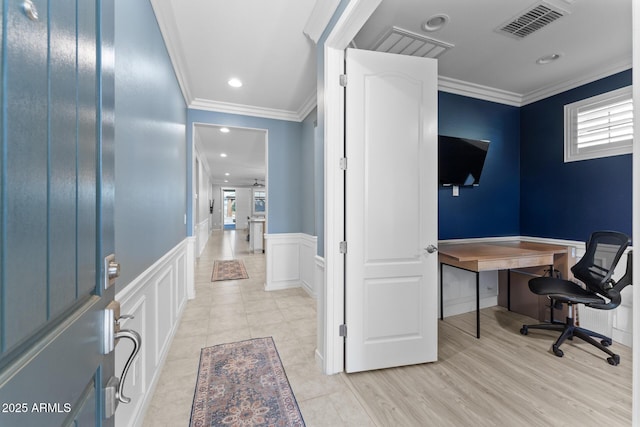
[227,78,243,88]
[224,180,228,183]
[536,53,562,65]
[220,153,227,158]
[224,172,230,176]
[220,127,230,133]
[422,14,449,32]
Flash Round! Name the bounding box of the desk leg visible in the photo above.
[440,262,444,321]
[507,269,511,311]
[476,271,480,339]
[549,264,555,323]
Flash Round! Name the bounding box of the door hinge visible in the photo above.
[339,74,347,87]
[339,324,347,337]
[339,157,347,170]
[339,241,347,253]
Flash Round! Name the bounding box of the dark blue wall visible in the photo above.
[438,92,521,239]
[520,70,632,242]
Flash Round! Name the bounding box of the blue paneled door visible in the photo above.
[0,0,117,426]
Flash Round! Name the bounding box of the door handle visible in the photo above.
[103,301,142,418]
[114,328,142,404]
[425,245,438,254]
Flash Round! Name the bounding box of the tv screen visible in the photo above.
[438,135,490,186]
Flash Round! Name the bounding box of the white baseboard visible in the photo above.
[114,238,193,427]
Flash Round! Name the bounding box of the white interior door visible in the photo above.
[345,48,438,373]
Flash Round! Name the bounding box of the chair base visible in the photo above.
[520,316,620,366]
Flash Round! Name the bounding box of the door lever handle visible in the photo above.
[425,245,438,254]
[114,329,141,404]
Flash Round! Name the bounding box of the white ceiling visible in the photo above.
[354,0,632,104]
[151,0,632,186]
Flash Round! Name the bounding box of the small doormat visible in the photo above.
[211,260,249,281]
[189,337,305,427]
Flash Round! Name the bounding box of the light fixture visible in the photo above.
[224,172,230,176]
[224,180,228,183]
[220,153,227,158]
[227,78,243,88]
[422,14,449,32]
[220,127,230,133]
[536,53,562,64]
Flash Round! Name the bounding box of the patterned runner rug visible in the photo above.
[211,259,249,281]
[190,337,305,427]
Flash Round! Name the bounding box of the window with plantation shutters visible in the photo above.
[564,86,633,162]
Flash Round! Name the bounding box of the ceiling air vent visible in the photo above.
[497,1,568,39]
[372,27,453,59]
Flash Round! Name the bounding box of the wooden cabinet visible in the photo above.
[497,247,574,321]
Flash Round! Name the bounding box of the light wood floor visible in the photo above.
[346,307,632,426]
[144,230,632,426]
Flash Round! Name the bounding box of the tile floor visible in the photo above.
[142,229,375,426]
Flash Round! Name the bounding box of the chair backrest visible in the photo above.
[571,231,631,305]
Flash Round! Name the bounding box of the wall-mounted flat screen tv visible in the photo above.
[438,135,490,186]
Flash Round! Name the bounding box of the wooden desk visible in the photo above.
[438,241,570,338]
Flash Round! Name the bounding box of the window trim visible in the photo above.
[564,86,633,163]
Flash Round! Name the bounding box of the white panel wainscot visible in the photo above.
[440,265,498,318]
[265,233,318,295]
[114,238,193,427]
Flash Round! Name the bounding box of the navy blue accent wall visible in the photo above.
[438,92,521,239]
[520,70,632,242]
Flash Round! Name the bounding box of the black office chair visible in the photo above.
[520,231,632,366]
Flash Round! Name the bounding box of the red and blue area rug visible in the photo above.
[211,260,249,282]
[190,337,305,427]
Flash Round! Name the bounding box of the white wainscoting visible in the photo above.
[114,237,194,427]
[195,217,210,257]
[440,266,499,318]
[264,233,318,297]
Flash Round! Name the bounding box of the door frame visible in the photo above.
[322,0,382,375]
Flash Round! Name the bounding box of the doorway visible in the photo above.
[223,189,236,229]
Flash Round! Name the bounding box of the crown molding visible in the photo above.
[149,0,192,105]
[520,60,633,105]
[303,0,341,43]
[189,98,303,122]
[189,60,632,121]
[438,60,632,107]
[297,90,318,121]
[438,76,523,106]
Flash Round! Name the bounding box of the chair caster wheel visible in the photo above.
[607,355,620,366]
[552,345,564,357]
[520,326,528,335]
[601,339,612,347]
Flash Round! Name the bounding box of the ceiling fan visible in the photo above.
[252,179,265,187]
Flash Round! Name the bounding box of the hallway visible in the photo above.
[142,229,374,426]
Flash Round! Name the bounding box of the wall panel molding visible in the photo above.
[114,238,193,427]
[264,233,318,296]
